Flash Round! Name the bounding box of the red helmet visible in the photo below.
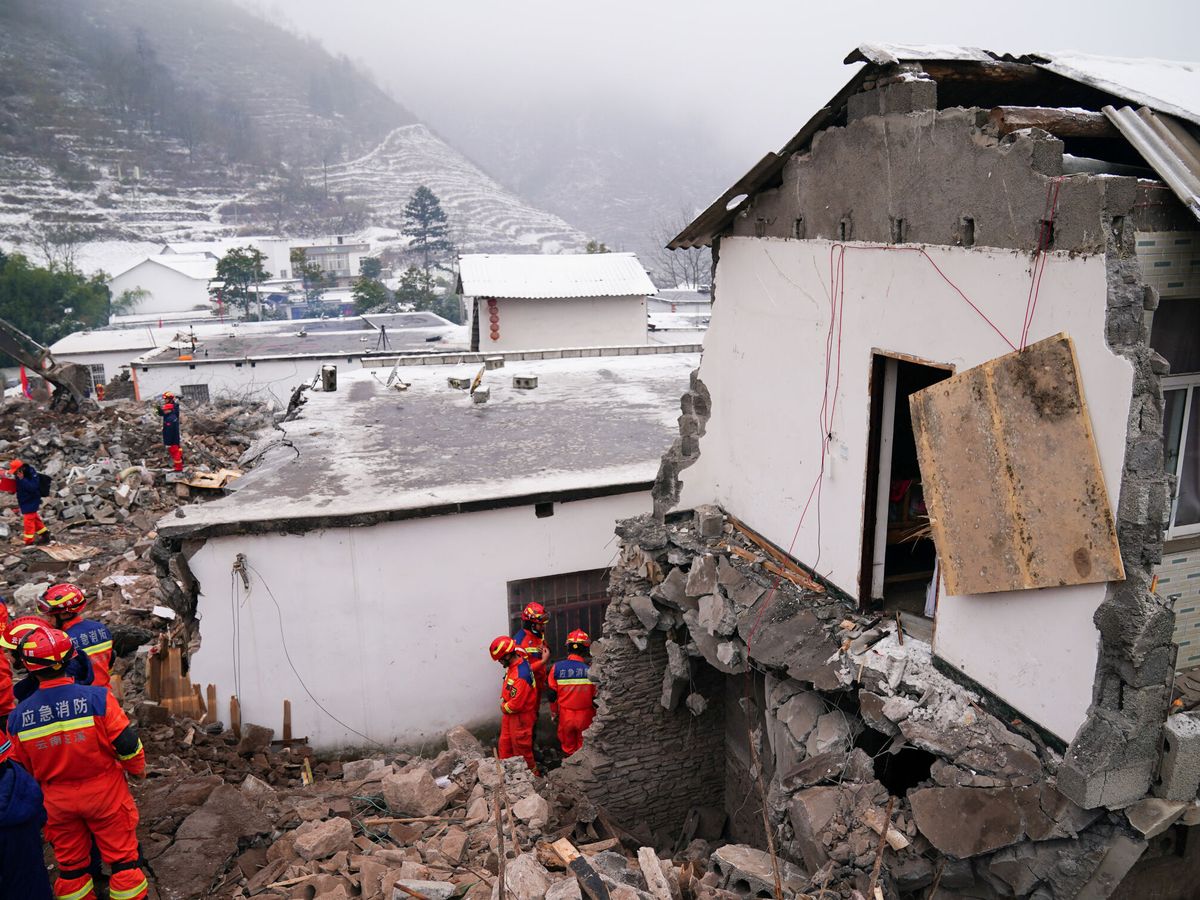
[490,635,517,661]
[566,629,591,648]
[39,582,87,618]
[162,391,175,400]
[13,624,74,672]
[8,459,23,473]
[0,615,49,652]
[521,602,549,626]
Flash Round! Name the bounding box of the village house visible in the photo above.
[458,252,656,352]
[128,312,466,406]
[546,46,1200,898]
[155,348,698,750]
[106,252,218,319]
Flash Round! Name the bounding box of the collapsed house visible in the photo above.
[550,46,1200,898]
[156,348,698,751]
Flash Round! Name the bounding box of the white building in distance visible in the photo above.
[458,253,655,352]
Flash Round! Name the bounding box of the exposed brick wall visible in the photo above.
[554,596,726,837]
[1160,539,1200,667]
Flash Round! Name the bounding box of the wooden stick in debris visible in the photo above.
[493,788,508,900]
[362,815,458,826]
[204,684,217,726]
[393,884,434,900]
[551,838,612,900]
[988,105,1119,139]
[928,858,945,900]
[229,695,242,740]
[727,515,826,593]
[866,796,895,899]
[282,700,292,743]
[894,611,905,646]
[746,733,784,900]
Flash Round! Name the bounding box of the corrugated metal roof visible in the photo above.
[1105,105,1200,219]
[457,253,656,299]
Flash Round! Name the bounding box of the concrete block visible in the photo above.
[693,505,723,539]
[1125,797,1187,838]
[1154,714,1200,801]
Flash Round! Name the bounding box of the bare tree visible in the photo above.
[650,205,711,290]
[25,222,97,272]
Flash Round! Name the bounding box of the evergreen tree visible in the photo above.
[212,247,268,316]
[359,257,382,280]
[290,248,329,313]
[402,185,452,280]
[352,277,390,314]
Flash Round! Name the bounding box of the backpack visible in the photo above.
[38,473,52,498]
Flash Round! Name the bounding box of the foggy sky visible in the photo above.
[238,0,1199,164]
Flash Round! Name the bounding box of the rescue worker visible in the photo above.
[513,602,550,700]
[0,731,55,900]
[2,460,51,545]
[489,635,538,773]
[0,601,13,731]
[6,624,148,900]
[2,615,95,710]
[546,629,596,757]
[156,391,183,472]
[39,583,113,688]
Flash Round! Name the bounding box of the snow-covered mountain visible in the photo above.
[0,0,587,259]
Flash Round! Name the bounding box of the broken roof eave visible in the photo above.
[669,67,870,250]
[673,44,1200,248]
[159,479,653,541]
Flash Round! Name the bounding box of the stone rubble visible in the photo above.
[552,507,1170,898]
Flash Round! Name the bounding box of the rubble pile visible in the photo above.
[554,507,1166,899]
[0,397,273,698]
[133,719,757,900]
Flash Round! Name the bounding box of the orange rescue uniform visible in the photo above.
[547,654,596,756]
[59,616,114,688]
[7,675,148,900]
[498,656,537,772]
[513,628,549,699]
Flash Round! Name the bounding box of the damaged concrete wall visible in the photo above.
[672,236,1133,741]
[182,491,653,750]
[559,510,1155,898]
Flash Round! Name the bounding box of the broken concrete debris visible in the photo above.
[552,506,1170,898]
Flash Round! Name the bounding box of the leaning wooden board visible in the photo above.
[909,333,1124,596]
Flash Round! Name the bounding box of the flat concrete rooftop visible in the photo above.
[140,314,467,364]
[162,351,698,537]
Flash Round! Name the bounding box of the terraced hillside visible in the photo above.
[0,0,588,255]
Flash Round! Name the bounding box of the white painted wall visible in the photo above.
[476,296,647,352]
[678,237,1133,742]
[109,261,211,316]
[55,348,148,385]
[185,492,646,751]
[133,355,385,407]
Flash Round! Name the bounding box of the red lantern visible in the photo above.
[490,328,500,341]
[487,298,498,309]
[489,313,499,324]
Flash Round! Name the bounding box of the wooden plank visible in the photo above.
[637,847,674,900]
[230,696,242,740]
[988,106,1119,139]
[550,839,611,900]
[282,700,293,743]
[909,334,1124,595]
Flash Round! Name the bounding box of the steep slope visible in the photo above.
[319,125,584,254]
[0,0,587,256]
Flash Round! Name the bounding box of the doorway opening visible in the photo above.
[860,354,953,630]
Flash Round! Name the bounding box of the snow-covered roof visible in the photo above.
[1035,51,1200,127]
[458,253,656,299]
[846,44,995,65]
[160,350,698,537]
[110,254,217,282]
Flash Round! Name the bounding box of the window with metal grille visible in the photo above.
[507,568,611,651]
[180,384,210,404]
[89,363,106,385]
